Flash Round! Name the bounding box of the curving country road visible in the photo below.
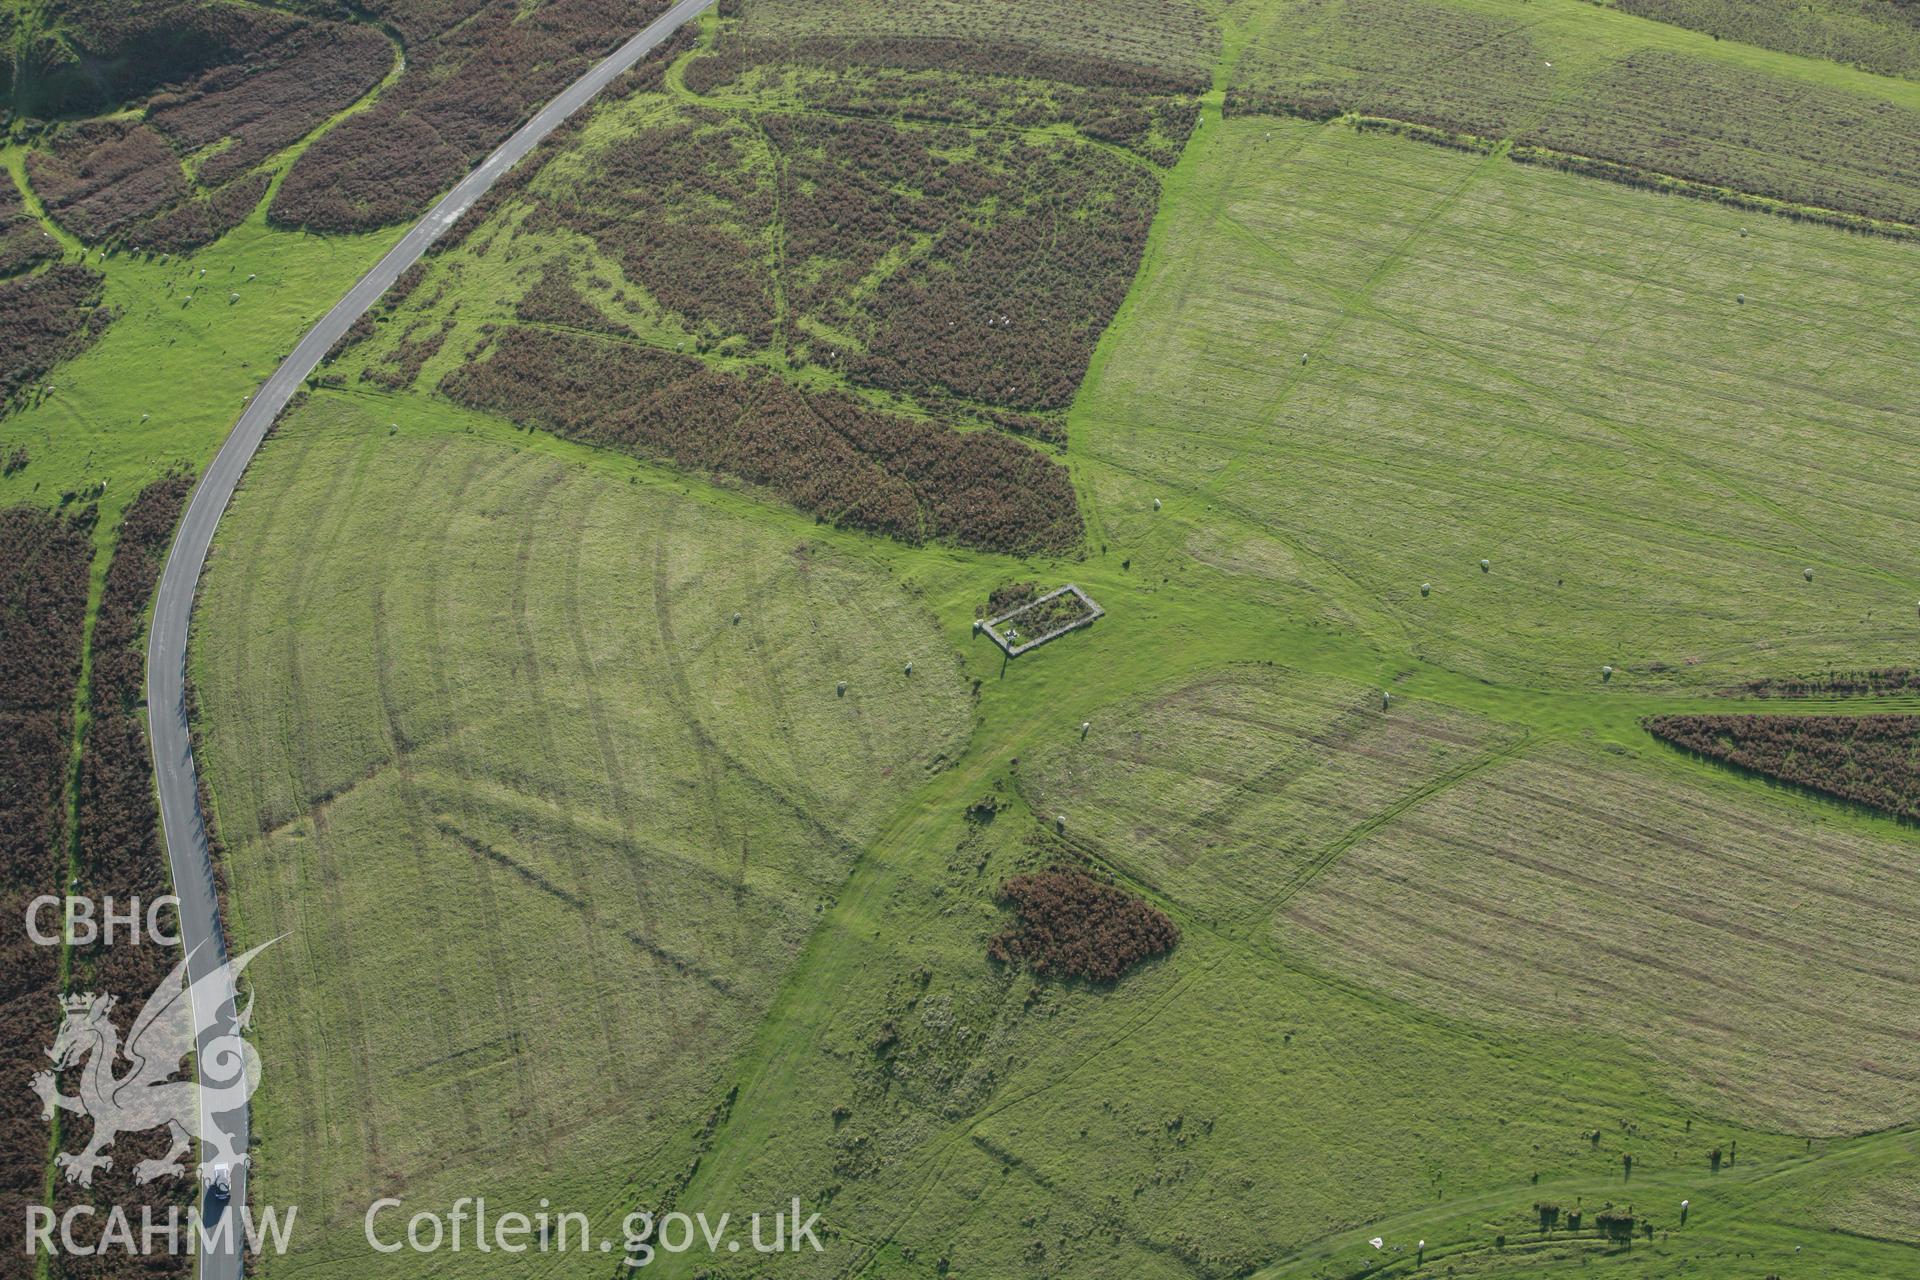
[143,1,714,1274]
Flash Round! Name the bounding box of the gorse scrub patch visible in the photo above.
[1644,714,1920,821]
[989,868,1178,983]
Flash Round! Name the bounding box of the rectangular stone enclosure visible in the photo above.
[980,584,1105,656]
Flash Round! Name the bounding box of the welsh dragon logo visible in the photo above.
[32,941,274,1187]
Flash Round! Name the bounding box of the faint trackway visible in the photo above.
[142,3,715,1278]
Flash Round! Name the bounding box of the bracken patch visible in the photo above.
[988,868,1178,984]
[55,471,197,1271]
[0,265,112,413]
[271,0,671,232]
[0,504,93,1257]
[1645,713,1920,821]
[1227,0,1920,228]
[1723,668,1920,700]
[439,326,1081,555]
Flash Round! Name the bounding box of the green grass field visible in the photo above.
[1077,114,1920,691]
[190,392,975,1276]
[169,1,1920,1277]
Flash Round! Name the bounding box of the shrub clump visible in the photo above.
[1645,713,1920,821]
[989,868,1177,983]
[995,588,1096,641]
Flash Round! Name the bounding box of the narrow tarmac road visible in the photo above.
[143,2,714,1274]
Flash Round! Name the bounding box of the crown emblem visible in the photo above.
[60,992,103,1015]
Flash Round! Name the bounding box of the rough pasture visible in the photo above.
[1019,668,1514,924]
[1078,118,1920,687]
[191,395,973,1279]
[1279,743,1920,1134]
[1228,0,1920,228]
